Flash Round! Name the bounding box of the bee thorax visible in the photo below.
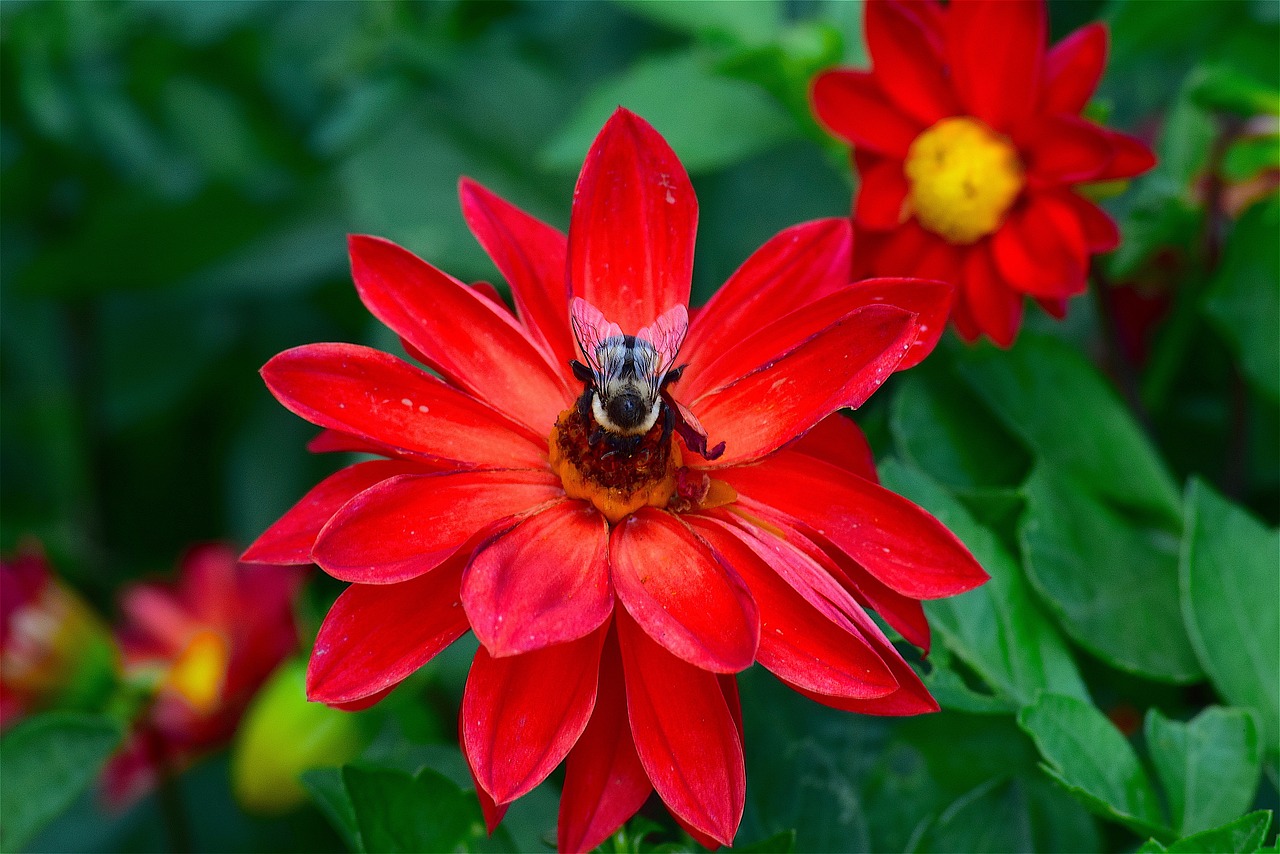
[592,390,662,436]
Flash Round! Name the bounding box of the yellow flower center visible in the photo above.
[165,629,229,716]
[548,405,736,524]
[904,117,1024,245]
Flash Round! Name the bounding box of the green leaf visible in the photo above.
[1145,707,1264,836]
[540,51,796,174]
[1165,811,1274,853]
[910,776,1097,854]
[342,764,483,854]
[1204,197,1280,401]
[613,0,783,45]
[880,460,1089,708]
[301,768,361,852]
[734,829,796,853]
[955,334,1182,524]
[1189,63,1280,116]
[1020,466,1203,683]
[1180,479,1280,752]
[0,712,125,852]
[889,362,1033,494]
[1018,694,1168,839]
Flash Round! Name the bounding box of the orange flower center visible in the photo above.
[904,117,1024,245]
[548,406,735,524]
[165,629,229,716]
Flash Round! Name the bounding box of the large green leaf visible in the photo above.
[539,50,796,174]
[956,334,1182,524]
[880,460,1088,708]
[1020,466,1202,683]
[1180,480,1280,752]
[889,363,1033,494]
[1143,811,1276,853]
[1204,197,1280,402]
[1145,707,1264,836]
[1018,694,1168,839]
[0,712,125,852]
[341,765,489,854]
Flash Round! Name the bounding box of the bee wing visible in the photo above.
[569,297,624,384]
[635,303,689,383]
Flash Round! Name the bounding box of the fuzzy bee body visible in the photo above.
[568,297,724,462]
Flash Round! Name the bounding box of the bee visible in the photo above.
[569,297,723,461]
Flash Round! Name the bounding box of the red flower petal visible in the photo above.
[962,241,1024,348]
[683,219,852,372]
[1098,131,1157,180]
[306,428,427,460]
[1058,190,1120,252]
[1041,22,1108,116]
[1026,115,1117,185]
[872,218,934,276]
[810,70,925,158]
[806,534,932,652]
[689,518,898,699]
[785,412,878,482]
[463,500,612,658]
[721,452,987,599]
[1038,296,1070,320]
[946,0,1045,133]
[854,152,911,232]
[992,196,1089,298]
[691,305,918,467]
[616,611,745,847]
[242,460,416,565]
[458,178,577,375]
[465,743,509,834]
[841,276,951,369]
[611,508,758,673]
[348,235,573,434]
[261,343,549,470]
[558,629,652,854]
[306,557,469,705]
[313,471,562,584]
[463,627,607,804]
[785,650,939,717]
[865,0,960,125]
[569,109,696,333]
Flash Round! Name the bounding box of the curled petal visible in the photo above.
[785,413,879,482]
[810,69,925,158]
[242,460,417,565]
[617,610,745,847]
[307,557,469,705]
[261,343,548,470]
[1026,116,1117,185]
[569,108,696,332]
[689,517,898,699]
[1042,22,1108,116]
[692,305,919,467]
[349,235,572,434]
[993,196,1089,299]
[558,629,652,854]
[611,508,758,673]
[721,452,987,599]
[865,0,959,124]
[683,218,853,372]
[947,0,1045,133]
[463,500,612,658]
[963,241,1024,348]
[458,178,577,374]
[314,471,561,583]
[463,627,607,804]
[854,152,911,232]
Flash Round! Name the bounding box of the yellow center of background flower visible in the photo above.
[904,117,1024,245]
[166,629,230,716]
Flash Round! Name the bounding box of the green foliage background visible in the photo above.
[1,0,1276,852]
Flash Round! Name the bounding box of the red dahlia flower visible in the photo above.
[811,0,1157,346]
[1,546,118,729]
[102,544,301,806]
[245,108,986,850]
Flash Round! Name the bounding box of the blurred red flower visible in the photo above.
[102,544,301,807]
[811,0,1156,346]
[246,108,986,849]
[1,546,118,729]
